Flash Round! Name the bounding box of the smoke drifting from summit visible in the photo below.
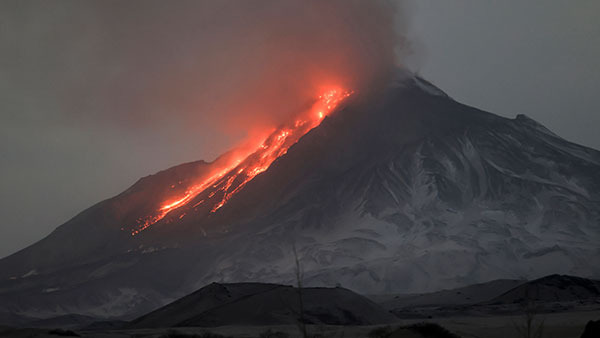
[4,0,406,139]
[0,0,408,257]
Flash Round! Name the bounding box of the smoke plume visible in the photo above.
[0,0,409,257]
[4,0,406,146]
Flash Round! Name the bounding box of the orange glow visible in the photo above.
[130,88,353,235]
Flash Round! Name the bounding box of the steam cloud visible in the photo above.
[4,0,406,144]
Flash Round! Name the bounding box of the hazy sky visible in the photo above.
[1,0,598,258]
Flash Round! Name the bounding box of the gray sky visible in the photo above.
[1,0,598,258]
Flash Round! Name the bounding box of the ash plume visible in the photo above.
[0,0,409,258]
[3,0,408,142]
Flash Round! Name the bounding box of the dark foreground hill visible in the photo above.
[380,274,600,318]
[486,274,600,305]
[0,277,597,338]
[374,278,526,310]
[128,282,397,328]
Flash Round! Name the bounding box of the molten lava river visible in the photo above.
[130,88,352,235]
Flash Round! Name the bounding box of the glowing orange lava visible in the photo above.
[130,88,352,235]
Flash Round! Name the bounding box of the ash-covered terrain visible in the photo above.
[0,71,599,320]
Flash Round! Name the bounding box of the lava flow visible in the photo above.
[130,88,352,235]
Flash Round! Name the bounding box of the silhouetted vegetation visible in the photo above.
[48,329,80,337]
[406,323,461,338]
[159,330,232,338]
[292,244,308,338]
[581,320,600,338]
[513,288,545,338]
[368,323,460,338]
[258,329,290,338]
[367,325,393,338]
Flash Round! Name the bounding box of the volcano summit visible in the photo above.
[1,71,599,319]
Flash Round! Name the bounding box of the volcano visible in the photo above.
[1,71,599,319]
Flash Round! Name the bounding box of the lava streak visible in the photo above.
[130,88,352,235]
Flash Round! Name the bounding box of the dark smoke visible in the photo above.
[3,0,407,139]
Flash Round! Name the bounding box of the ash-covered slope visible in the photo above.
[188,73,600,294]
[0,71,599,319]
[0,160,221,319]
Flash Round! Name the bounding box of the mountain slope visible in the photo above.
[0,71,599,319]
